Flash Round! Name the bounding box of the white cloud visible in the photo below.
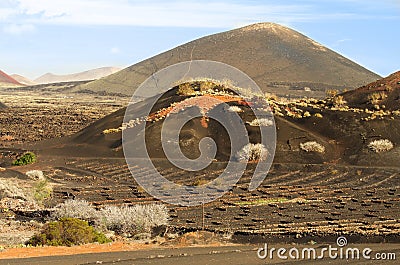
[1,0,395,28]
[12,0,312,27]
[0,7,17,20]
[110,47,120,54]
[3,23,35,34]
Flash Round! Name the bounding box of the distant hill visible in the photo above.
[72,22,380,96]
[34,67,121,84]
[10,74,36,86]
[0,70,22,87]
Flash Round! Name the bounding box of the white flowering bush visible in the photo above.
[0,179,28,200]
[51,199,169,237]
[52,199,98,221]
[26,170,44,180]
[248,118,273,126]
[99,204,169,235]
[227,106,242,112]
[236,143,268,162]
[368,139,394,153]
[300,141,325,153]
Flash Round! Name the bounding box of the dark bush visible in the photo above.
[12,152,37,166]
[27,217,110,246]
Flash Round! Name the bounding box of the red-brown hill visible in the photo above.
[342,71,400,110]
[0,70,22,86]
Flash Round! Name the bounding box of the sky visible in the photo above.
[0,0,399,80]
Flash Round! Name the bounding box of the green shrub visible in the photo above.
[27,217,110,246]
[12,152,37,166]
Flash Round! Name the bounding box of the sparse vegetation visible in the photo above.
[368,139,394,153]
[332,95,347,107]
[326,89,339,98]
[27,217,110,246]
[300,141,325,153]
[385,85,393,92]
[248,118,273,126]
[177,82,196,96]
[227,105,242,112]
[368,92,387,105]
[192,178,209,186]
[12,152,37,166]
[236,198,288,206]
[199,80,217,92]
[102,128,120,134]
[236,143,268,162]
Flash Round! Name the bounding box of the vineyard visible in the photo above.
[47,158,400,241]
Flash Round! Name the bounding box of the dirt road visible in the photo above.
[1,244,398,265]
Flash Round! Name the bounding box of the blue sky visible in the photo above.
[0,0,399,80]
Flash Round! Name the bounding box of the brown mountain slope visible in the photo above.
[342,70,400,110]
[72,22,380,96]
[0,70,22,86]
[34,67,121,84]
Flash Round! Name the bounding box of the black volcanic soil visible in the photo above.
[38,158,398,241]
[0,91,125,146]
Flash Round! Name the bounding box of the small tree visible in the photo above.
[34,179,52,206]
